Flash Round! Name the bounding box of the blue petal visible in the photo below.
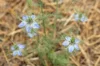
[13,50,22,56]
[11,46,15,51]
[22,15,28,20]
[31,22,40,29]
[74,44,79,50]
[31,15,36,19]
[17,44,25,50]
[25,25,32,33]
[81,15,88,22]
[13,51,17,56]
[75,38,80,44]
[68,45,74,53]
[18,21,27,28]
[74,13,79,21]
[65,36,71,41]
[27,32,37,38]
[17,51,22,56]
[62,40,69,46]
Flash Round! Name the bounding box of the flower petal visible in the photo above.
[11,46,15,51]
[31,22,40,29]
[18,21,26,28]
[22,15,28,20]
[17,51,22,56]
[68,45,74,53]
[80,15,88,22]
[31,15,36,19]
[74,13,79,21]
[62,40,69,46]
[65,36,71,41]
[74,44,79,50]
[27,32,37,38]
[75,38,80,44]
[18,44,25,50]
[13,50,22,56]
[25,25,32,33]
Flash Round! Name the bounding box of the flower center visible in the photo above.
[26,17,33,24]
[14,45,19,50]
[71,37,75,43]
[79,13,84,19]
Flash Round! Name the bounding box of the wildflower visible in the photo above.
[18,15,40,38]
[18,15,39,32]
[62,36,80,53]
[74,13,88,22]
[11,44,25,56]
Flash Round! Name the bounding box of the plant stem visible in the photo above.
[54,1,59,38]
[40,1,46,37]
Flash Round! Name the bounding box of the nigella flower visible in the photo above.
[62,36,80,53]
[11,44,25,56]
[18,15,40,38]
[74,13,88,22]
[18,15,39,32]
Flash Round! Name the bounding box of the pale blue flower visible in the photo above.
[74,13,88,22]
[18,15,40,38]
[18,15,39,29]
[62,36,80,53]
[11,44,25,56]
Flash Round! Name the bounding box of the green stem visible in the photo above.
[53,1,59,38]
[40,1,46,37]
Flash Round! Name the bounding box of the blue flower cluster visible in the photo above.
[62,36,80,53]
[18,15,40,38]
[11,44,25,56]
[74,13,88,22]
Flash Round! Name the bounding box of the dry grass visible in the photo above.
[0,0,100,66]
